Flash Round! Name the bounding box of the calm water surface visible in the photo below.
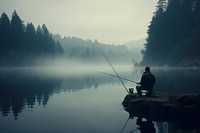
[0,67,200,133]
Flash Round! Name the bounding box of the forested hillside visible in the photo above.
[141,0,200,67]
[53,35,134,63]
[0,11,63,66]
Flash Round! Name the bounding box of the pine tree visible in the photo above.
[25,23,36,54]
[0,12,10,55]
[10,10,24,50]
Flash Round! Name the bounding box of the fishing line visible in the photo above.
[97,45,129,94]
[98,71,138,84]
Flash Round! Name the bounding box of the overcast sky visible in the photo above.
[0,0,157,44]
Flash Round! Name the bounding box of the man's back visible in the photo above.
[136,66,156,97]
[141,71,156,90]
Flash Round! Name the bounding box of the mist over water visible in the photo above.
[26,58,134,76]
[0,65,200,133]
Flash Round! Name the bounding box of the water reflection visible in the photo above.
[121,115,155,133]
[136,117,155,133]
[122,109,200,133]
[0,68,119,119]
[0,69,56,119]
[1,67,200,120]
[0,67,200,133]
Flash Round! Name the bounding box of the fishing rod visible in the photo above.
[120,115,139,133]
[120,116,130,133]
[98,71,138,84]
[98,46,129,94]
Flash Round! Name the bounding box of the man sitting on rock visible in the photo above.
[137,66,156,97]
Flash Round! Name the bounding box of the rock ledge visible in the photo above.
[122,93,200,123]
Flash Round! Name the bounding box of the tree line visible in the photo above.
[0,10,134,66]
[0,10,64,66]
[141,0,200,67]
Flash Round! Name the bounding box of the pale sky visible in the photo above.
[0,0,157,44]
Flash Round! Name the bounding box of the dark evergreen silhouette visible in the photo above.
[0,11,64,66]
[10,10,24,51]
[141,0,200,66]
[0,12,10,57]
[0,10,134,66]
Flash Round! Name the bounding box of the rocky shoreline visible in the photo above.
[122,93,200,129]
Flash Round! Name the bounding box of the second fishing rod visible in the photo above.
[98,71,138,84]
[98,46,137,94]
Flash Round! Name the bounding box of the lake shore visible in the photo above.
[122,92,200,129]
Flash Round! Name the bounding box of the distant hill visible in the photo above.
[124,38,146,50]
[123,38,146,64]
[53,34,135,64]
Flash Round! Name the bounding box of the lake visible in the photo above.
[0,66,200,133]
